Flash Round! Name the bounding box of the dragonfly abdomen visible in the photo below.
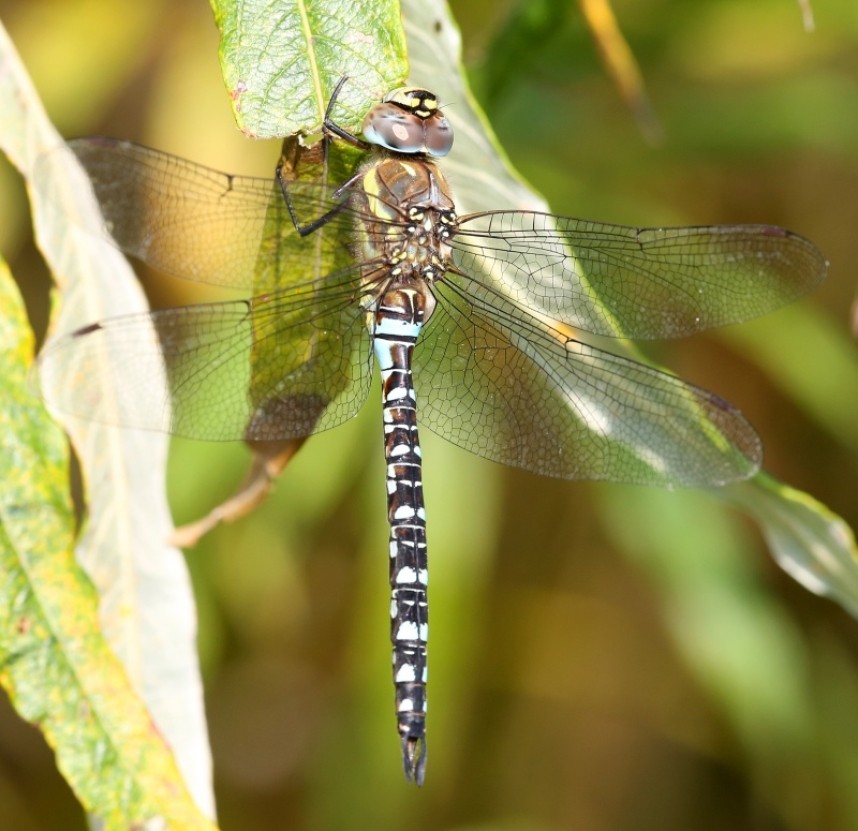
[372,284,434,785]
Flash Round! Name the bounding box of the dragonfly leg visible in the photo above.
[278,76,371,236]
[276,162,351,237]
[322,75,372,150]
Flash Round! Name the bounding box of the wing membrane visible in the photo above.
[43,141,817,481]
[415,272,761,486]
[61,138,403,290]
[453,211,827,339]
[39,270,373,441]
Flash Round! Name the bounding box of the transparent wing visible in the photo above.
[39,270,373,441]
[453,211,827,339]
[60,138,389,289]
[415,273,761,486]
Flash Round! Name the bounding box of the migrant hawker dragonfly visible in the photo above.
[39,80,827,785]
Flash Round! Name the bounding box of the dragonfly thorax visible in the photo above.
[356,156,458,285]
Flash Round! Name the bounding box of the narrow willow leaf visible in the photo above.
[401,0,858,609]
[0,258,216,829]
[210,0,408,137]
[404,0,548,217]
[247,137,365,432]
[0,20,215,819]
[724,475,858,617]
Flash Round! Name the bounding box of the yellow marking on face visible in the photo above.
[386,88,441,118]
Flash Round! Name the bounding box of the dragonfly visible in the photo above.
[39,79,827,785]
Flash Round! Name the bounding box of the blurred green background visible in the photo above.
[3,0,858,829]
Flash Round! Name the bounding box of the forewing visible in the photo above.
[414,273,761,486]
[59,138,370,290]
[38,271,373,441]
[453,212,827,339]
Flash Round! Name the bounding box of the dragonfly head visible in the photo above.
[362,87,453,158]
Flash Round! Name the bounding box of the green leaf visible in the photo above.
[210,0,409,137]
[724,474,858,617]
[404,0,549,216]
[0,19,215,824]
[247,138,366,429]
[402,0,858,614]
[0,256,215,829]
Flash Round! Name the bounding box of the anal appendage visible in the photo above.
[402,734,427,786]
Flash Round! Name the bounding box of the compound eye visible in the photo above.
[362,88,454,156]
[423,115,453,157]
[362,103,427,153]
